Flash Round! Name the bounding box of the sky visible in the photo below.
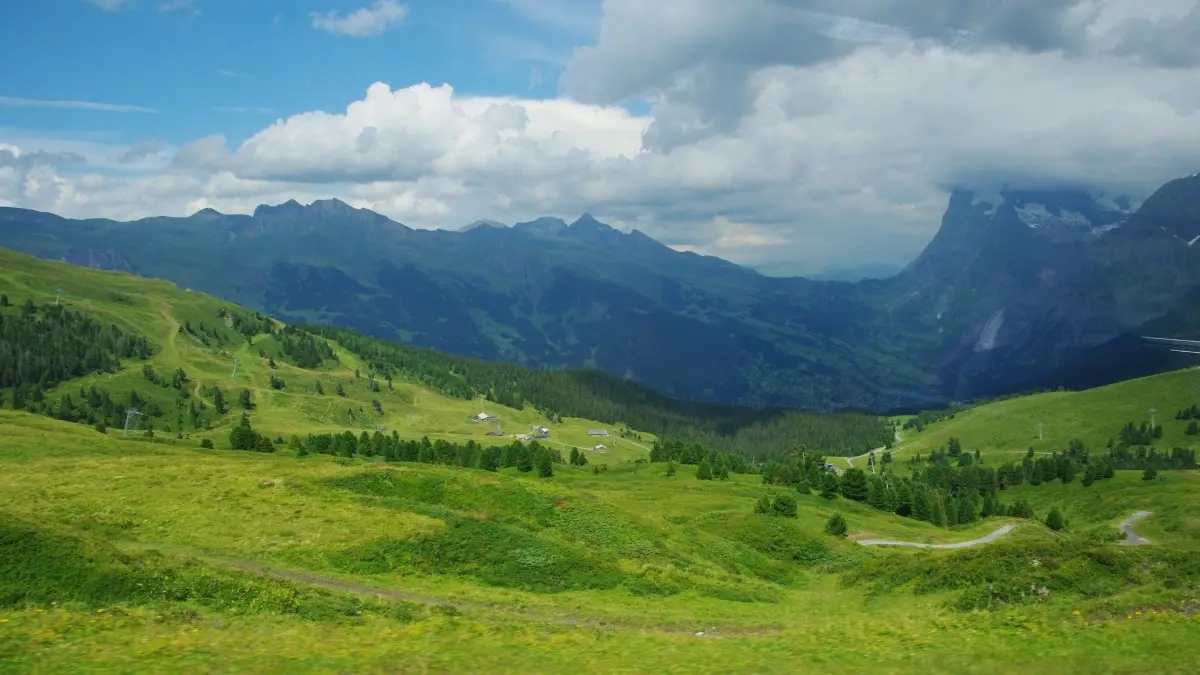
[1,0,1199,277]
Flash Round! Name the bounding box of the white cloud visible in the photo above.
[0,96,155,113]
[6,0,1200,275]
[311,0,407,37]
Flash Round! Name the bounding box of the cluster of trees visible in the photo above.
[0,301,151,395]
[1106,444,1196,470]
[228,414,276,452]
[295,430,563,476]
[754,493,798,518]
[277,325,336,369]
[567,447,589,466]
[650,437,748,474]
[1117,421,1163,446]
[219,307,275,344]
[298,324,893,461]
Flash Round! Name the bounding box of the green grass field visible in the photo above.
[3,249,1200,673]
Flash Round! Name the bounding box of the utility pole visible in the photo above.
[1149,408,1158,429]
[231,358,241,378]
[55,289,62,305]
[122,409,144,437]
[1037,423,1043,441]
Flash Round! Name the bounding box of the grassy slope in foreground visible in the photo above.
[3,409,1200,674]
[878,367,1200,464]
[0,247,653,463]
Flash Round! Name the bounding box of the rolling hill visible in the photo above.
[3,244,1200,672]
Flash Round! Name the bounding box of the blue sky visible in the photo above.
[0,1,1197,277]
[0,0,595,147]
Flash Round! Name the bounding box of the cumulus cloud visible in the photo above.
[311,0,407,37]
[5,0,1200,274]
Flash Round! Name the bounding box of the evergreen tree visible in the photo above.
[212,388,226,414]
[569,447,581,465]
[1142,466,1158,481]
[754,495,771,514]
[666,462,676,477]
[795,478,811,495]
[1188,420,1199,436]
[517,447,534,472]
[537,453,554,477]
[1045,505,1067,531]
[696,457,714,480]
[820,472,840,499]
[0,294,8,307]
[824,512,848,538]
[840,468,869,501]
[239,389,253,410]
[336,383,346,397]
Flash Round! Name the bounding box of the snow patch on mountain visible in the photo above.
[1015,203,1055,228]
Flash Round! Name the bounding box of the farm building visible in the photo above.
[587,429,608,437]
[472,412,493,422]
[592,444,608,453]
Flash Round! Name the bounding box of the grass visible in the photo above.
[873,369,1200,465]
[0,248,652,464]
[4,248,1200,672]
[3,409,1199,673]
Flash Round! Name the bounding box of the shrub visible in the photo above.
[824,512,848,537]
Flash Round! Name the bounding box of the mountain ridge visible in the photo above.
[0,172,1197,411]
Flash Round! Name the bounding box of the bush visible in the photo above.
[771,494,798,518]
[824,512,848,538]
[1044,506,1067,532]
[200,438,214,449]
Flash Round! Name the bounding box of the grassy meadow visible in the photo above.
[2,249,1200,673]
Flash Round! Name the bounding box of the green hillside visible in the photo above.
[3,247,1200,673]
[874,368,1200,465]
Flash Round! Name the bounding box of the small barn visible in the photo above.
[587,429,609,437]
[592,444,609,453]
[472,412,493,422]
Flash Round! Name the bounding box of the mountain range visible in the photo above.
[1,172,1198,411]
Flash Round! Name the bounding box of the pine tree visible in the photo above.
[824,512,848,538]
[315,381,324,395]
[696,457,713,480]
[666,462,676,477]
[795,478,811,494]
[569,447,581,465]
[239,389,253,410]
[840,468,869,501]
[754,495,771,514]
[1142,466,1158,481]
[537,453,554,477]
[820,471,840,499]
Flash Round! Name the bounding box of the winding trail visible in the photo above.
[1118,511,1153,546]
[147,548,783,637]
[856,524,1017,549]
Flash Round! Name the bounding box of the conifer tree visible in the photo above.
[820,471,840,499]
[696,457,713,480]
[824,512,848,538]
[1045,505,1067,531]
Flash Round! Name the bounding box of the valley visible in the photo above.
[2,246,1199,673]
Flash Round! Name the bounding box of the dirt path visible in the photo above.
[856,524,1017,549]
[1118,511,1153,546]
[187,552,781,637]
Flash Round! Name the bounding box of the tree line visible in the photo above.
[279,426,564,477]
[299,324,893,460]
[0,300,151,395]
